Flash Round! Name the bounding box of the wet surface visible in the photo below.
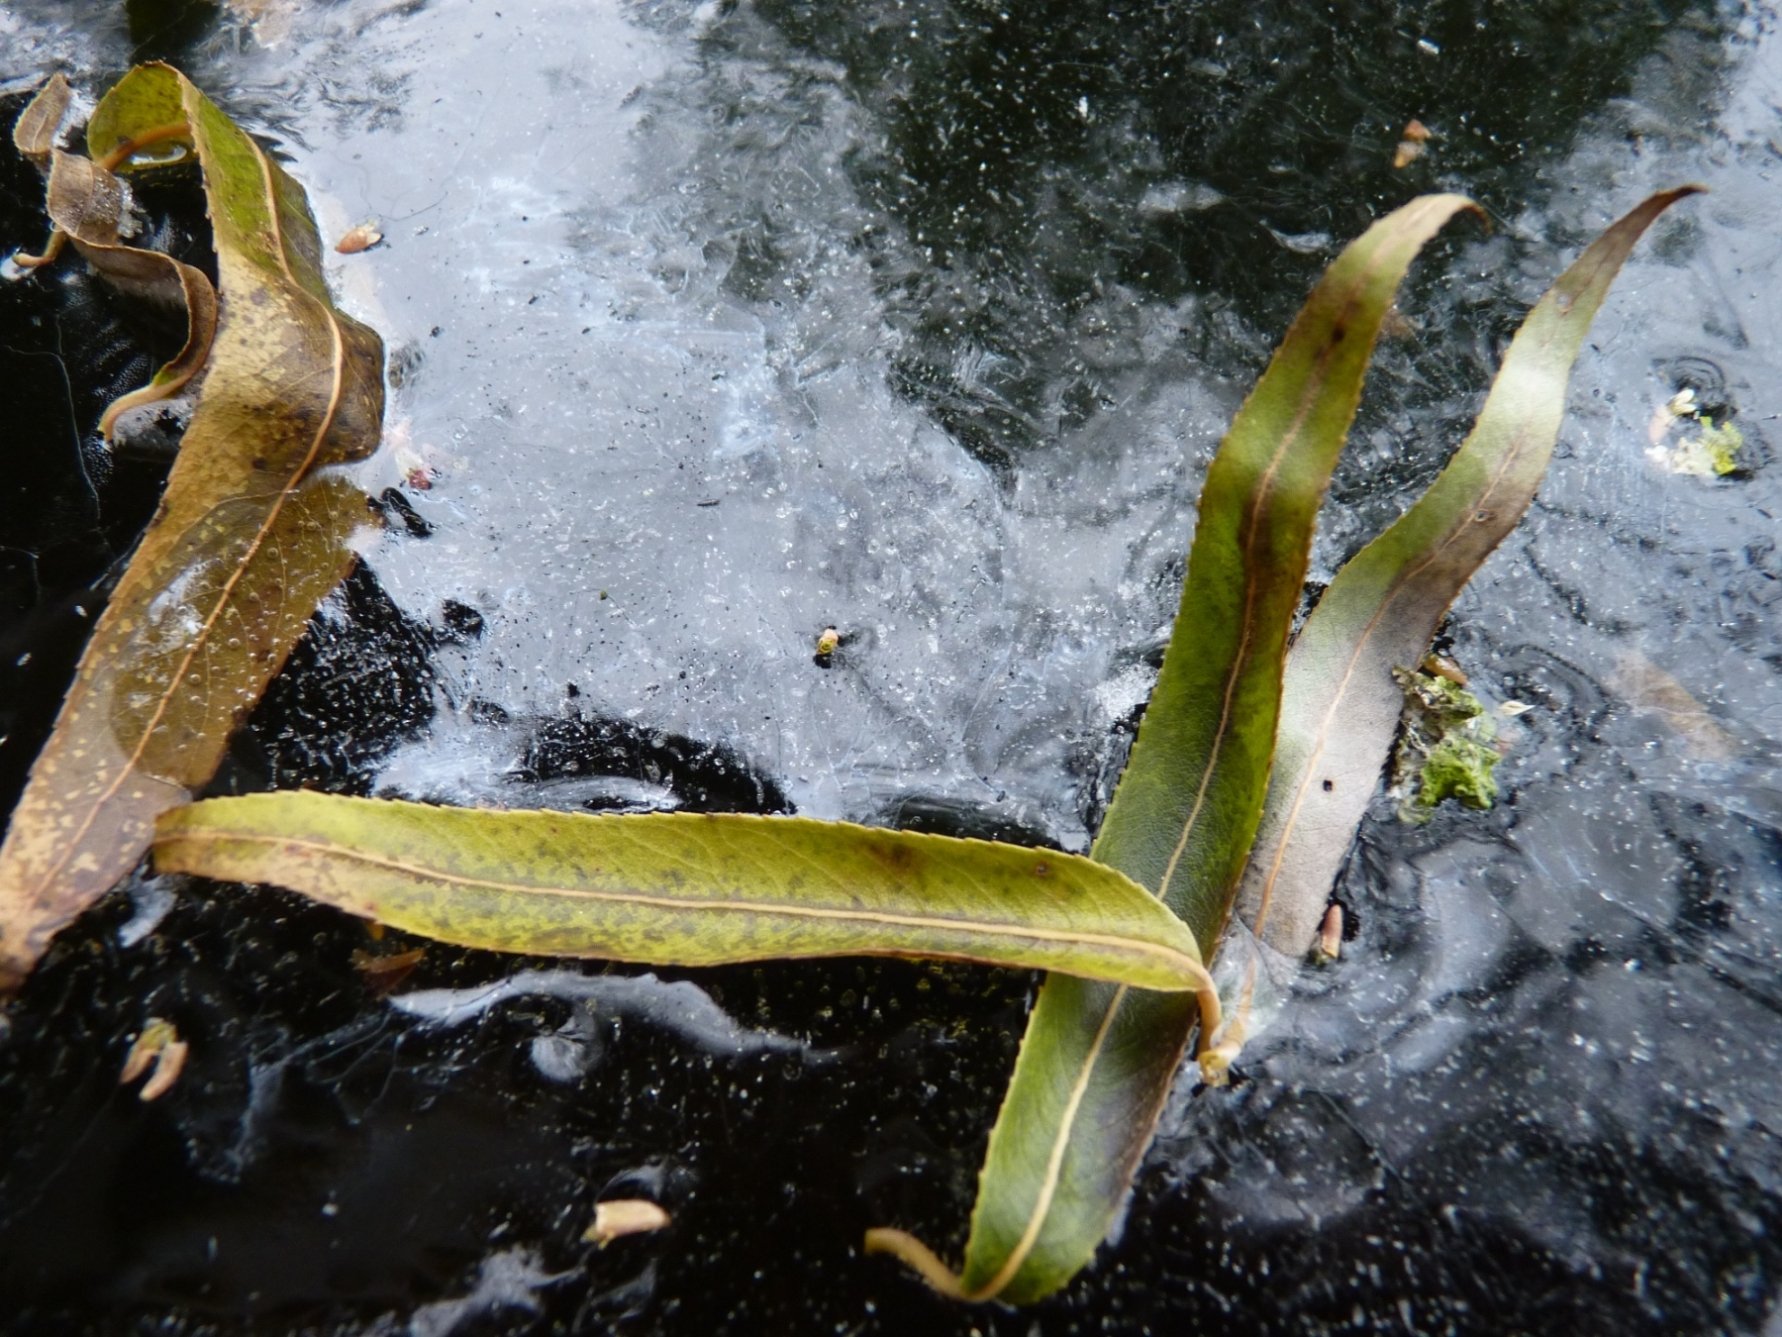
[2,0,1780,1331]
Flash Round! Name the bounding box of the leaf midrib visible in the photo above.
[1153,307,1347,907]
[1248,417,1538,936]
[154,828,1212,986]
[965,982,1129,1300]
[981,252,1395,1297]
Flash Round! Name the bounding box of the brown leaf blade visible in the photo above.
[151,794,1216,995]
[38,149,219,438]
[11,73,72,163]
[0,64,383,992]
[1234,188,1699,957]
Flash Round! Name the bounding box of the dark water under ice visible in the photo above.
[1,1,1779,1332]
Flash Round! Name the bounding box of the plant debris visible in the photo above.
[1391,666,1502,821]
[1608,650,1740,762]
[119,1017,189,1101]
[1392,117,1431,168]
[1314,904,1343,964]
[583,1199,672,1246]
[1646,387,1745,477]
[336,221,383,254]
[0,64,384,993]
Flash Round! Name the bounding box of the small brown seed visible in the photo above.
[1420,653,1469,687]
[335,222,383,254]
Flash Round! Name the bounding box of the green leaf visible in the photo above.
[1233,188,1698,956]
[0,64,384,993]
[868,194,1480,1303]
[151,793,1218,995]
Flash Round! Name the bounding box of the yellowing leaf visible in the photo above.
[151,793,1217,995]
[0,64,383,993]
[1235,188,1698,957]
[872,194,1481,1305]
[902,192,1693,1305]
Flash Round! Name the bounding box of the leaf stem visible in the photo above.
[11,123,192,272]
[11,230,67,268]
[96,121,193,173]
[863,1229,976,1299]
[866,973,1224,1302]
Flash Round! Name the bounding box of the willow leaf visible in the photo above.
[11,73,71,164]
[868,195,1479,1303]
[1234,188,1699,956]
[151,793,1217,995]
[33,148,220,438]
[0,64,383,993]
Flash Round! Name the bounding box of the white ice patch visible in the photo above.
[1092,663,1157,722]
[391,968,827,1060]
[407,1247,566,1337]
[118,876,178,948]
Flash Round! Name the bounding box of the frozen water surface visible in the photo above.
[0,0,1779,1332]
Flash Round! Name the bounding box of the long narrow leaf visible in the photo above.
[868,194,1479,1303]
[152,793,1217,995]
[1234,188,1699,956]
[0,65,382,992]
